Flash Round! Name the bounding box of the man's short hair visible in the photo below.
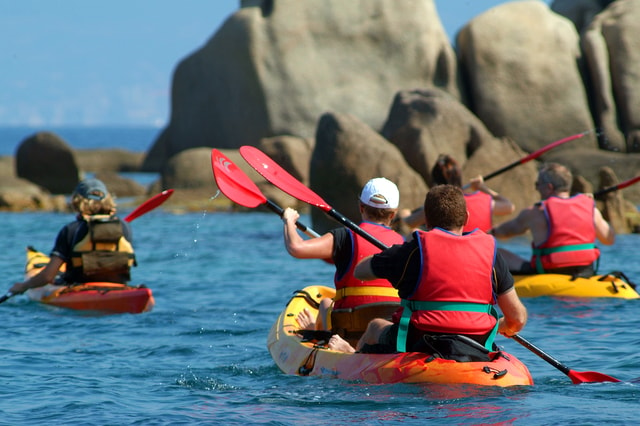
[538,163,572,192]
[423,184,467,230]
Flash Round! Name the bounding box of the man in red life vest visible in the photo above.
[400,154,514,234]
[490,162,615,276]
[328,184,527,354]
[282,178,404,339]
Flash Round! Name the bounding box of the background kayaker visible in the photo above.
[282,177,404,339]
[399,154,515,234]
[9,178,136,295]
[489,162,615,276]
[327,184,528,355]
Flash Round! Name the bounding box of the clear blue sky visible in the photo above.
[0,0,550,128]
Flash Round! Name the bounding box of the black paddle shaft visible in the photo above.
[328,209,389,251]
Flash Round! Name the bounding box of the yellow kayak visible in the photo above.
[267,285,533,387]
[514,272,639,299]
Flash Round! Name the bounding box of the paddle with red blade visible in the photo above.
[462,131,592,189]
[124,189,174,222]
[2,189,175,305]
[512,334,621,384]
[239,145,389,251]
[211,149,320,238]
[594,175,640,198]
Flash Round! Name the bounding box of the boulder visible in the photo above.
[595,166,630,233]
[0,174,68,212]
[582,0,640,152]
[93,171,146,199]
[456,1,598,154]
[310,112,428,233]
[143,0,458,171]
[75,149,144,173]
[15,131,80,194]
[382,88,499,185]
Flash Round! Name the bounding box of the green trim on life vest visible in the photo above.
[396,299,499,352]
[532,243,597,273]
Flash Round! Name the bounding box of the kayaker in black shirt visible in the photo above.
[328,185,528,355]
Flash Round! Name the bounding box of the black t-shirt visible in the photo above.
[329,227,352,278]
[369,234,513,299]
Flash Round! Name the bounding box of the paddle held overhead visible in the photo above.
[211,149,320,238]
[239,145,388,250]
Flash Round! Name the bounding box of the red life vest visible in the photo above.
[333,222,404,309]
[463,191,492,233]
[530,194,600,273]
[396,228,498,351]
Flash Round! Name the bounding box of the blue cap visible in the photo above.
[73,178,108,201]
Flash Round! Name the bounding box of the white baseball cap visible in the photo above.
[359,177,399,209]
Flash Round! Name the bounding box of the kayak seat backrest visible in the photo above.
[331,302,400,346]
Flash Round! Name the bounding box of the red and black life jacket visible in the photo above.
[333,222,404,310]
[396,228,499,351]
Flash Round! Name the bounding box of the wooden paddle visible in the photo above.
[123,189,174,222]
[512,334,621,384]
[239,145,623,385]
[1,189,175,305]
[239,145,389,250]
[462,131,592,189]
[593,175,640,198]
[211,149,320,238]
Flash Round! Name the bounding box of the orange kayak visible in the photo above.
[267,285,533,387]
[24,246,154,314]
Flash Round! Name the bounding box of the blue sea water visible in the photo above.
[2,127,640,425]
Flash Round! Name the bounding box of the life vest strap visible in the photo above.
[334,286,399,301]
[396,299,499,352]
[533,243,597,273]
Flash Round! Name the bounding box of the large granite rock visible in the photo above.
[456,1,598,154]
[310,112,428,233]
[143,0,458,171]
[581,0,640,152]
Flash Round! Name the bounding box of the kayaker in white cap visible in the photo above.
[282,177,404,344]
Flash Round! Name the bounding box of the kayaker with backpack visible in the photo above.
[400,154,515,234]
[282,177,404,344]
[327,184,528,357]
[489,162,615,276]
[9,178,136,295]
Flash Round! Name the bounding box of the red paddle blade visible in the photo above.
[567,370,621,384]
[211,149,266,208]
[239,145,332,212]
[124,189,174,222]
[518,131,589,164]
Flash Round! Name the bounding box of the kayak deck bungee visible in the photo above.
[24,246,154,314]
[267,285,533,387]
[514,271,639,299]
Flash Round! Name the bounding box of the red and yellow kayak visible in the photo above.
[267,285,533,387]
[514,272,639,299]
[24,246,154,314]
